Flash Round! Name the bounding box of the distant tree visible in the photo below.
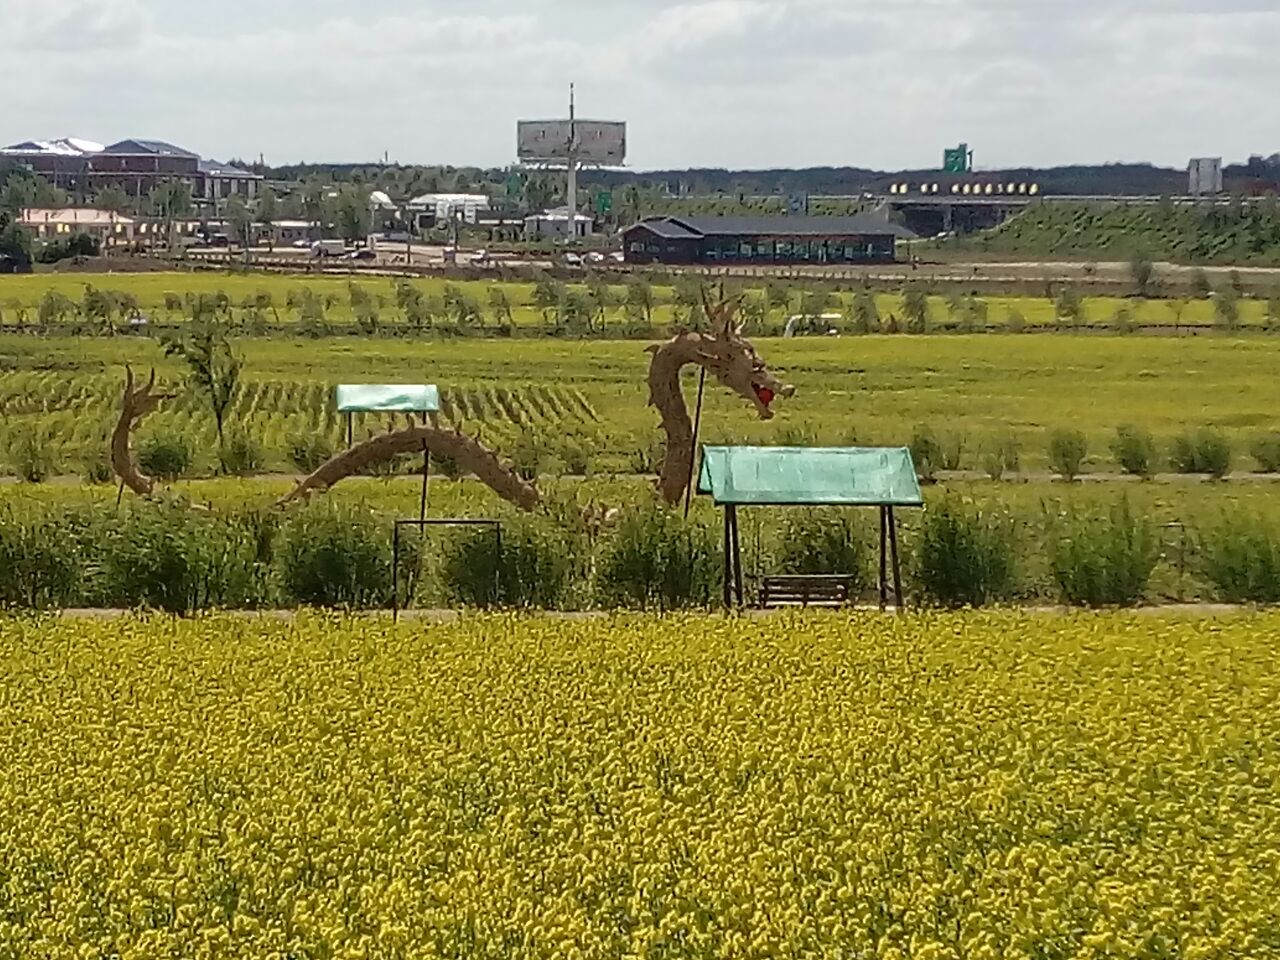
[488,286,514,328]
[80,285,120,336]
[1214,291,1241,331]
[673,275,707,329]
[1190,268,1212,299]
[394,279,425,329]
[1266,294,1280,331]
[557,289,593,335]
[738,291,767,333]
[1229,269,1246,298]
[163,318,243,446]
[1,173,66,214]
[799,289,833,322]
[1129,256,1154,297]
[334,185,371,242]
[624,278,654,326]
[37,290,76,327]
[256,187,279,249]
[94,185,131,216]
[532,273,564,327]
[585,273,616,331]
[851,290,879,334]
[765,280,794,318]
[1112,304,1135,334]
[442,284,482,329]
[1055,287,1084,329]
[902,286,929,334]
[149,180,193,250]
[0,217,32,271]
[225,195,253,248]
[0,177,33,217]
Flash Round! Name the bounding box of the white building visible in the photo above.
[524,206,594,241]
[20,208,136,243]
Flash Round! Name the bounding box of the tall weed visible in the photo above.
[595,505,720,610]
[1051,499,1157,607]
[917,499,1017,608]
[1197,517,1280,604]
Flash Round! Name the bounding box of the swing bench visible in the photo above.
[697,446,924,612]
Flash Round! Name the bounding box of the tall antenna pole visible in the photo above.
[566,82,578,237]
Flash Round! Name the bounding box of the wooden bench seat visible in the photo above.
[759,574,853,609]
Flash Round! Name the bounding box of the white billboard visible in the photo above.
[1188,157,1223,196]
[517,120,626,166]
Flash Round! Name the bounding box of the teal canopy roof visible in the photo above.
[697,446,923,507]
[336,384,440,413]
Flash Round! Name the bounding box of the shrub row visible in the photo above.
[4,497,1280,612]
[911,425,1280,480]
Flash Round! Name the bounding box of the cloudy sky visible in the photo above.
[2,0,1276,171]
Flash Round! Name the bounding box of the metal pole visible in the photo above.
[346,413,353,448]
[722,508,732,609]
[566,83,578,239]
[730,505,744,608]
[392,522,400,623]
[879,506,888,611]
[420,447,431,523]
[684,366,708,519]
[494,524,503,606]
[889,507,904,612]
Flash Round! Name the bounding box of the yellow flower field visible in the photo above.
[0,611,1276,959]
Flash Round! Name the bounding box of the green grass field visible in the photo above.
[0,270,1273,332]
[2,324,1279,478]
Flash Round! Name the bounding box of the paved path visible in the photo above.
[37,604,1255,622]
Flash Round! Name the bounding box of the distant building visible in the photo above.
[195,159,261,202]
[0,138,102,191]
[526,206,594,241]
[407,193,491,231]
[1188,158,1224,196]
[20,208,136,244]
[622,215,911,266]
[1,136,263,202]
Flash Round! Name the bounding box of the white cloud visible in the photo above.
[1,0,150,53]
[0,0,1275,169]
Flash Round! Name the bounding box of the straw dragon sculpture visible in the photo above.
[647,289,794,504]
[111,291,792,511]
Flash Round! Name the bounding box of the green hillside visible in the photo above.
[968,200,1280,265]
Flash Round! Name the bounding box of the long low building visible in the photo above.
[622,215,913,266]
[20,207,136,243]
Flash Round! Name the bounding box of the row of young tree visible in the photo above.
[8,276,1280,339]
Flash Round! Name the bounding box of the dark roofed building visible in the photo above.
[622,215,912,266]
[99,139,200,159]
[196,160,261,201]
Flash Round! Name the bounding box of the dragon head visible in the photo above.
[697,289,795,420]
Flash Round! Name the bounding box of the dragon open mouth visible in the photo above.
[753,383,776,408]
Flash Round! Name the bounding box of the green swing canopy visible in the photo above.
[697,446,923,507]
[336,384,440,414]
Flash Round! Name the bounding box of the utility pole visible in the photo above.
[566,82,578,239]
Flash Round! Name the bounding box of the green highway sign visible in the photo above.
[595,191,613,215]
[943,144,971,173]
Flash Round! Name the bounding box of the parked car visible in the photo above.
[311,239,346,258]
[563,252,583,267]
[346,248,376,261]
[584,251,606,265]
[609,251,626,264]
[208,234,230,248]
[291,238,313,249]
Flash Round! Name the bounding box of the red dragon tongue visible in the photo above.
[754,385,775,407]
